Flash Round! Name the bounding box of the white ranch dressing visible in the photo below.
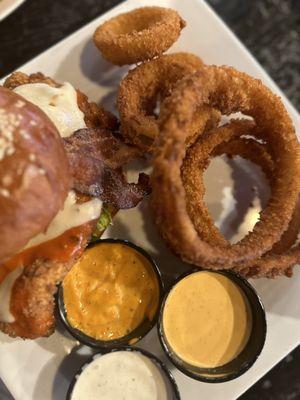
[71,351,169,400]
[0,267,23,322]
[13,82,86,138]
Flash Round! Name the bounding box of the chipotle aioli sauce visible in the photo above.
[162,271,252,368]
[63,242,160,340]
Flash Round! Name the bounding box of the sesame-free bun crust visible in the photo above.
[0,87,71,262]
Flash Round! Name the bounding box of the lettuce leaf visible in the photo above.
[91,204,113,242]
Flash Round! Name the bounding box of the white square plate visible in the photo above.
[0,0,299,399]
[0,0,25,21]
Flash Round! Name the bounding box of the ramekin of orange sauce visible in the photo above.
[58,239,163,348]
[158,269,266,383]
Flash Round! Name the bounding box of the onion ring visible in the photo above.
[93,7,186,66]
[219,144,300,278]
[118,52,220,152]
[151,66,300,268]
[183,120,259,246]
[182,120,299,277]
[215,139,300,265]
[241,245,300,278]
[238,200,300,279]
[218,144,300,278]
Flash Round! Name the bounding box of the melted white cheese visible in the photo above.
[25,191,102,249]
[13,82,86,137]
[0,267,23,323]
[0,193,101,324]
[0,83,103,325]
[71,351,169,400]
[12,81,102,248]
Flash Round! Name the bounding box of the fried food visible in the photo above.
[63,127,150,208]
[238,198,300,279]
[0,87,71,263]
[0,73,146,338]
[118,52,220,152]
[93,7,186,65]
[0,220,94,339]
[215,142,300,278]
[183,120,258,247]
[182,120,300,278]
[2,7,299,343]
[4,71,119,132]
[151,66,300,269]
[242,244,300,279]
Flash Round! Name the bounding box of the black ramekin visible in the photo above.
[58,238,164,349]
[158,269,267,383]
[66,346,181,400]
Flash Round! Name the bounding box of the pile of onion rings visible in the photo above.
[151,67,300,276]
[182,120,300,278]
[117,52,220,152]
[93,7,300,278]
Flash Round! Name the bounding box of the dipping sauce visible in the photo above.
[70,351,169,400]
[162,271,252,368]
[63,242,160,341]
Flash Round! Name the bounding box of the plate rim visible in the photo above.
[0,0,25,22]
[0,1,299,399]
[1,0,299,125]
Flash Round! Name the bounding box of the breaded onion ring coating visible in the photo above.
[93,7,186,65]
[183,120,271,247]
[183,120,275,245]
[183,120,299,278]
[221,144,300,278]
[118,52,220,152]
[151,66,300,268]
[238,224,300,279]
[241,244,300,279]
[238,199,300,279]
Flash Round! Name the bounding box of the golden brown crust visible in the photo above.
[151,66,300,269]
[4,71,59,89]
[77,89,119,131]
[4,71,119,132]
[93,7,186,65]
[1,230,93,339]
[0,73,119,338]
[117,52,221,152]
[183,121,257,247]
[0,87,71,263]
[182,120,300,278]
[0,205,117,339]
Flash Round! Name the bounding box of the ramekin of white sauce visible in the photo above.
[67,348,180,400]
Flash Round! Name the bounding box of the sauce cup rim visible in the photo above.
[157,268,267,383]
[58,238,164,349]
[66,346,181,400]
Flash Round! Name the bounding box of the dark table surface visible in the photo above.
[0,0,299,399]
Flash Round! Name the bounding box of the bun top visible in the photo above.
[0,87,71,262]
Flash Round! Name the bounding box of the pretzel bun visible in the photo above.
[0,87,71,262]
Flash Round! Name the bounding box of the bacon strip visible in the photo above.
[63,128,151,209]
